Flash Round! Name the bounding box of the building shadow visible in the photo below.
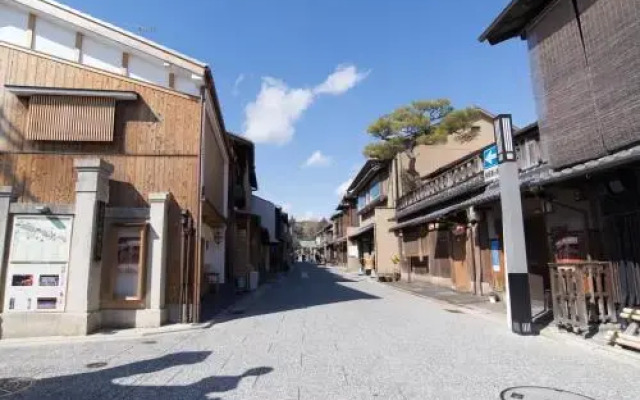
[7,351,273,399]
[204,262,380,323]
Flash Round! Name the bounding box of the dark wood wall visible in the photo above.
[527,0,640,168]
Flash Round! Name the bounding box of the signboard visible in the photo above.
[4,215,73,312]
[347,244,358,258]
[483,145,499,183]
[491,239,501,272]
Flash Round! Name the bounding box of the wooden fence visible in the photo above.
[549,262,618,332]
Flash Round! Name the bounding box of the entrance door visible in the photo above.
[3,215,73,312]
[452,232,471,292]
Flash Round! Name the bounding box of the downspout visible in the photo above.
[193,86,206,323]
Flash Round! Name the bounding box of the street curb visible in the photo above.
[378,279,506,324]
[538,326,640,365]
[0,271,292,348]
[378,276,640,365]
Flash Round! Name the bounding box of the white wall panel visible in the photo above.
[175,74,199,96]
[128,54,167,85]
[82,35,122,74]
[34,17,76,61]
[0,3,29,47]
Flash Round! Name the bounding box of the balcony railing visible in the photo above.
[397,154,483,210]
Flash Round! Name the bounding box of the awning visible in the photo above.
[390,186,500,231]
[348,223,374,239]
[5,85,138,101]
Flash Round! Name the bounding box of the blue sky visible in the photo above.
[63,0,536,220]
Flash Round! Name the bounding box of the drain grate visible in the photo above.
[444,309,464,314]
[141,340,157,345]
[0,377,34,397]
[501,386,596,400]
[85,361,108,369]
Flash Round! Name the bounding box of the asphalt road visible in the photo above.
[0,262,637,399]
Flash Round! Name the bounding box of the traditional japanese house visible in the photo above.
[480,0,640,324]
[392,123,546,301]
[0,0,231,337]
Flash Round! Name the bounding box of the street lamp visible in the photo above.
[493,114,533,335]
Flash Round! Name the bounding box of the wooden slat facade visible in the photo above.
[0,43,203,305]
[27,95,116,142]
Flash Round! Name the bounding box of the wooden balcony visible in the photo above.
[397,154,483,211]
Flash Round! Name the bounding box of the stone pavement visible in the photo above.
[0,262,638,400]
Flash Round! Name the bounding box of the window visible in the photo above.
[369,181,380,200]
[106,224,148,304]
[358,194,366,210]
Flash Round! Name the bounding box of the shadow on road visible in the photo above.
[210,262,380,322]
[9,351,272,399]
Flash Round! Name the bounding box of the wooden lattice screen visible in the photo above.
[26,95,116,141]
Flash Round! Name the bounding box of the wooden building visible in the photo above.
[0,0,230,337]
[481,0,640,325]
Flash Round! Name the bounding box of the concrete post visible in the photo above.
[498,161,533,335]
[148,193,169,309]
[146,192,169,326]
[0,186,13,306]
[66,159,112,334]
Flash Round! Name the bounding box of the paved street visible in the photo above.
[0,262,638,400]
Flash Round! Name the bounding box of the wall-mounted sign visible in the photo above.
[483,145,499,183]
[4,215,72,313]
[491,239,501,272]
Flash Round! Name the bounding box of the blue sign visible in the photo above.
[491,239,501,272]
[483,145,499,170]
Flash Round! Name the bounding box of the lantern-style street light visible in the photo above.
[493,114,533,335]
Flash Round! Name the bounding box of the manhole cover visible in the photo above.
[444,309,464,314]
[85,361,108,369]
[0,377,34,397]
[501,386,596,400]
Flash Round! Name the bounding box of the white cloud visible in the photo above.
[243,64,369,145]
[303,150,332,167]
[335,177,354,197]
[314,64,370,95]
[243,78,314,145]
[232,73,245,96]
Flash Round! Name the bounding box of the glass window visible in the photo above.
[370,181,380,200]
[358,194,366,210]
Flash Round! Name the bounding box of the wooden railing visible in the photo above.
[549,262,618,332]
[396,154,482,210]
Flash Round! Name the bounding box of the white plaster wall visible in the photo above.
[175,73,199,96]
[82,35,122,74]
[251,196,276,242]
[128,53,167,85]
[0,3,28,47]
[34,17,76,61]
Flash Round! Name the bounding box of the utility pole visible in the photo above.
[493,114,533,335]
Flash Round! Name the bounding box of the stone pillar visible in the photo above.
[66,159,113,334]
[0,186,13,297]
[145,192,169,326]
